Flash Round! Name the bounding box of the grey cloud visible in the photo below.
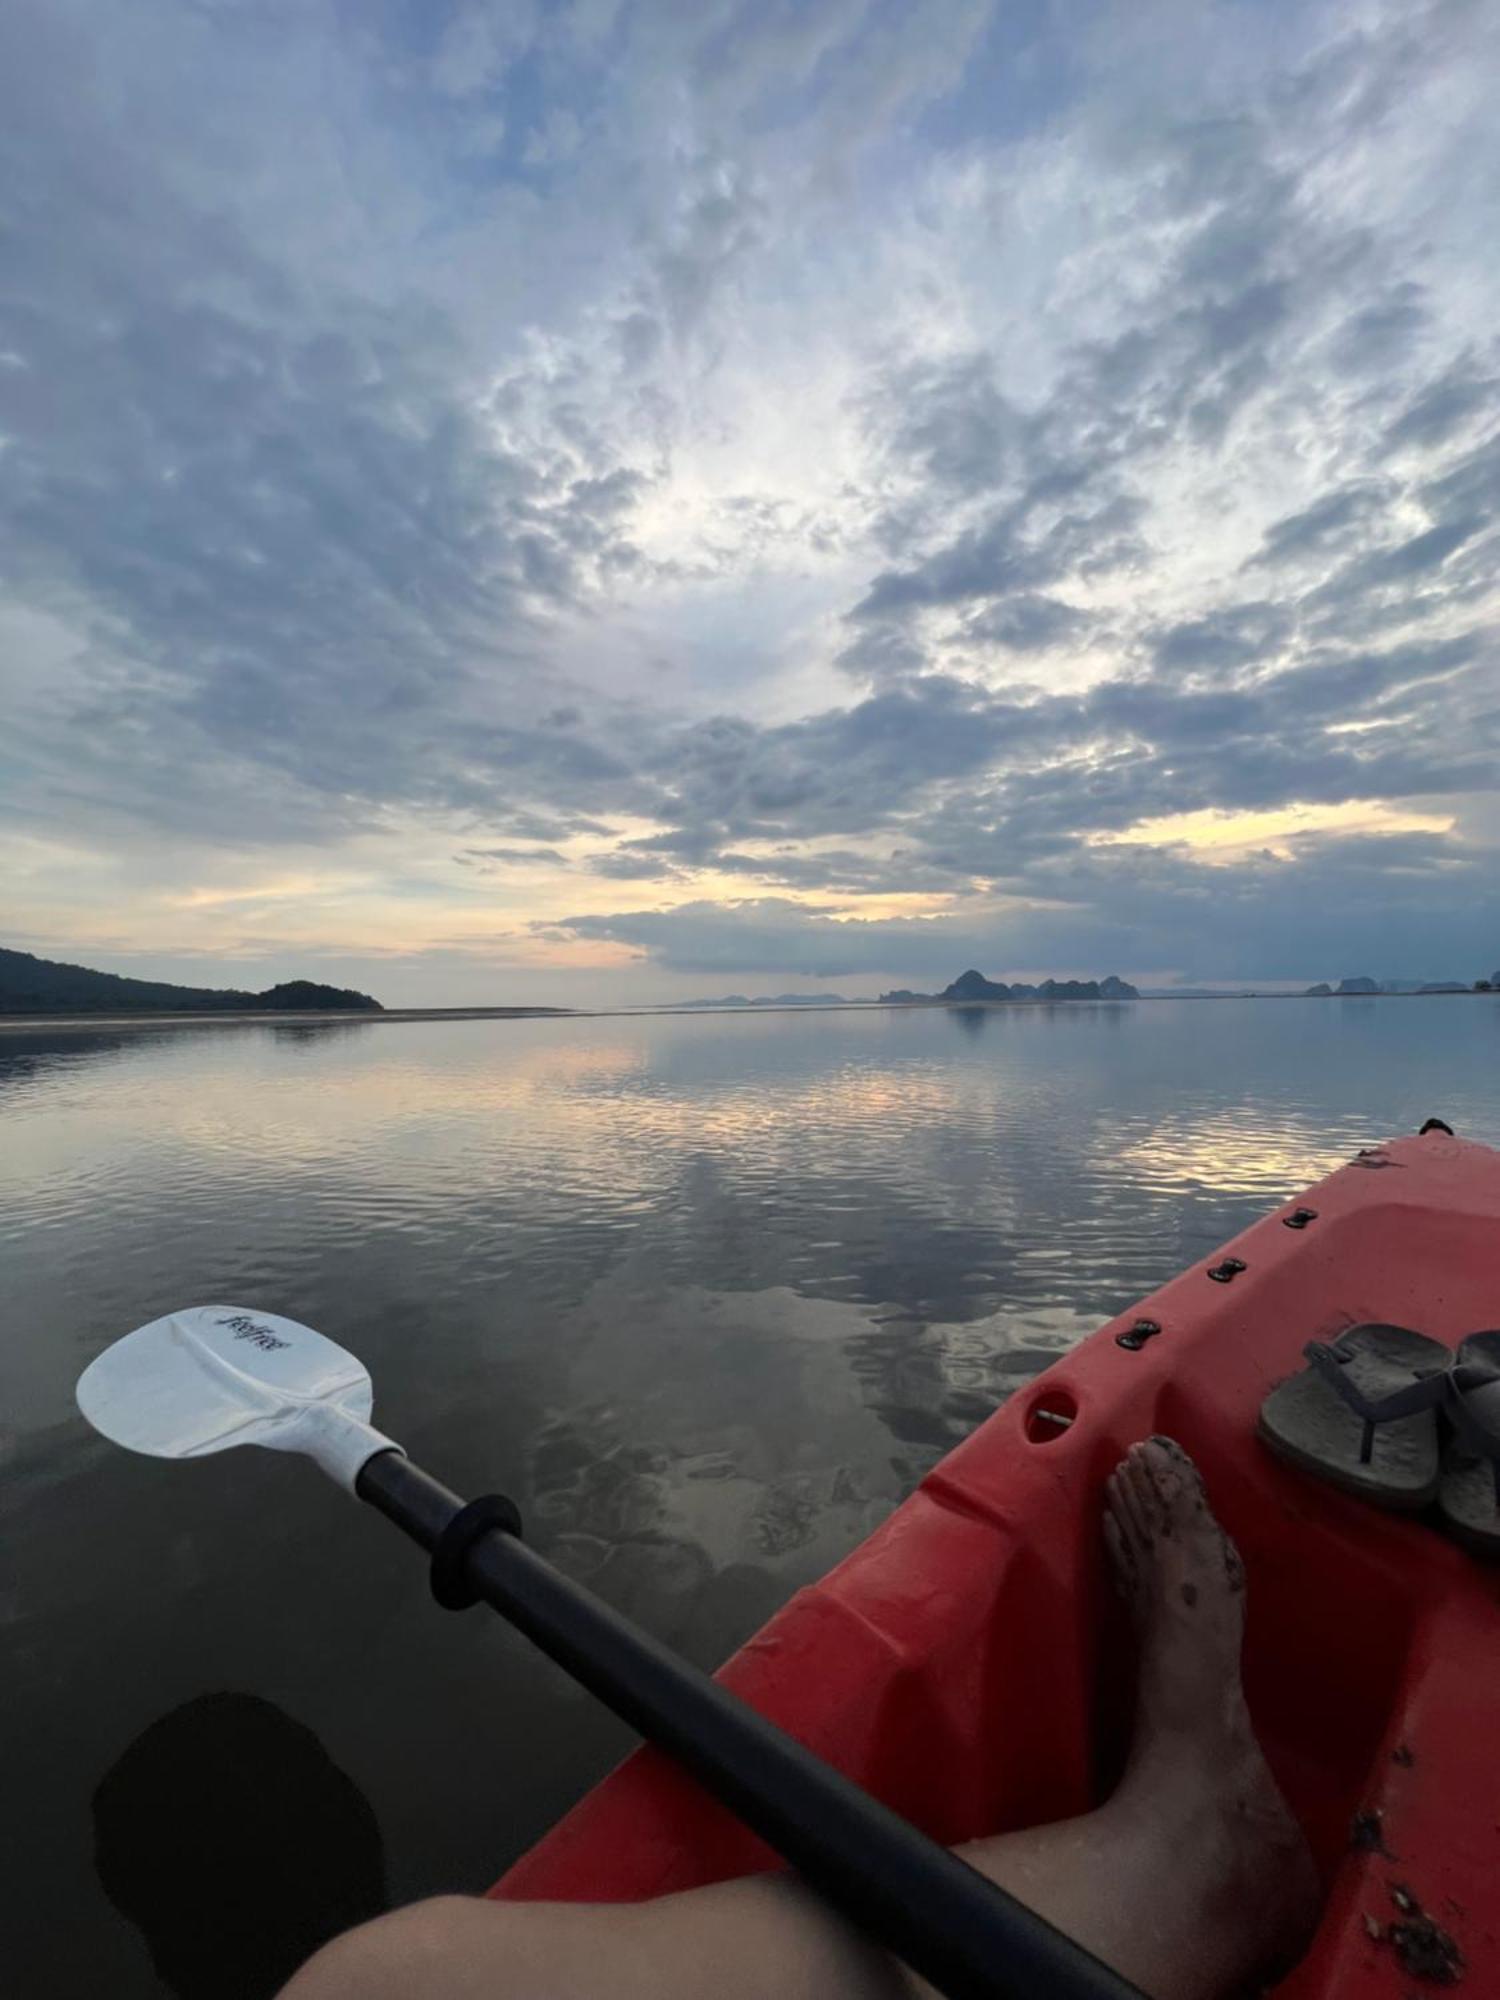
[1304,519,1483,617]
[592,624,1489,895]
[1151,111,1271,217]
[1266,633,1480,718]
[650,170,768,340]
[851,491,1145,622]
[585,849,687,881]
[852,509,1054,618]
[1252,482,1394,567]
[834,626,931,683]
[553,896,991,980]
[1384,362,1499,454]
[0,3,679,846]
[584,837,970,897]
[1152,603,1291,674]
[641,677,1071,858]
[844,151,1312,665]
[1329,285,1429,373]
[841,32,1500,723]
[876,353,1021,498]
[614,310,664,374]
[1365,520,1480,577]
[711,847,968,895]
[553,819,1499,981]
[1419,432,1500,528]
[498,809,612,842]
[964,595,1088,653]
[459,846,568,868]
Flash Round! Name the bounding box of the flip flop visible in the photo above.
[1257,1324,1451,1510]
[1437,1331,1500,1557]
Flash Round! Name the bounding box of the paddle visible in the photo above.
[76,1305,1142,2000]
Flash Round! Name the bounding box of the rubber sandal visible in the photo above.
[1257,1324,1451,1510]
[1437,1331,1500,1557]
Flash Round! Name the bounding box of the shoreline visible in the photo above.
[0,1005,576,1035]
[0,989,1492,1036]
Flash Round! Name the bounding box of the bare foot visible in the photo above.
[1105,1435,1248,1740]
[1105,1438,1320,1984]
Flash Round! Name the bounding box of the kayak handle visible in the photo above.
[355,1449,1145,2000]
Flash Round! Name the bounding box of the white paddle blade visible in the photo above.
[76,1305,402,1492]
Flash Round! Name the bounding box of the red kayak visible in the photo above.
[495,1128,1500,1994]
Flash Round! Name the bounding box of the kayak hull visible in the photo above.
[494,1131,1500,1995]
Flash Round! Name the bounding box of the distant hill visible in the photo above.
[0,947,382,1016]
[880,970,1140,1003]
[939,970,1013,1002]
[1304,973,1494,997]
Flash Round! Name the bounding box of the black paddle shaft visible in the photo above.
[355,1450,1143,2000]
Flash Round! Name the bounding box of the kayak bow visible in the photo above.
[496,1128,1500,1998]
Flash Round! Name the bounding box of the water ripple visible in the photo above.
[3,998,1498,1994]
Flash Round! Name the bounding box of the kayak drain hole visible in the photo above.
[1025,1388,1078,1442]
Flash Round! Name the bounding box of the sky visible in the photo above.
[1,0,1498,1007]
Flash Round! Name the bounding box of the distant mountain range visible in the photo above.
[1304,974,1497,997]
[0,946,382,1016]
[656,992,854,1010]
[880,969,1140,1003]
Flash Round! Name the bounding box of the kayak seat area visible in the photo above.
[494,1133,1500,1998]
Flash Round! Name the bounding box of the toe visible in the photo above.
[1096,1512,1144,1608]
[1120,1443,1165,1538]
[1150,1433,1195,1469]
[1108,1459,1147,1551]
[1139,1441,1186,1523]
[1142,1436,1210,1529]
[1104,1470,1134,1548]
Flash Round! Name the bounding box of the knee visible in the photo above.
[279,1895,508,1998]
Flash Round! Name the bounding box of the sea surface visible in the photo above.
[3,996,1497,1996]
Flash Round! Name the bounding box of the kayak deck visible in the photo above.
[494,1131,1500,1995]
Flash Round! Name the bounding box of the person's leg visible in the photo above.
[278,1439,1318,2000]
[277,1877,908,2000]
[940,1437,1318,1999]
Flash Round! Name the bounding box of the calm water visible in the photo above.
[3,997,1498,1995]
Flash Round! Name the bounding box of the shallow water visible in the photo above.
[3,996,1497,1995]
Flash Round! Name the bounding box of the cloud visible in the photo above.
[1152,603,1291,674]
[555,822,1499,983]
[458,846,567,869]
[1252,482,1394,567]
[1,0,1498,995]
[1383,360,1499,453]
[963,594,1088,654]
[1306,520,1482,615]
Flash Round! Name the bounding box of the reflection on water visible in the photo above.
[2,998,1497,1994]
[1112,1107,1376,1197]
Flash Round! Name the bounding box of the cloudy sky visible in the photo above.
[2,0,1497,1005]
